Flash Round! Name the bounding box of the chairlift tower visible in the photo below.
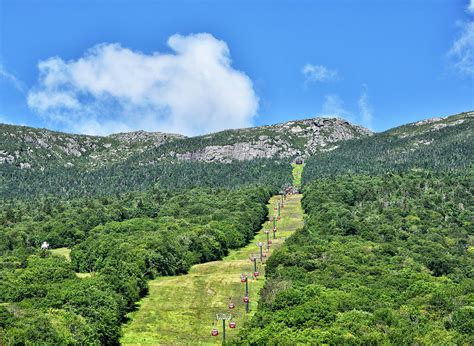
[213,313,234,344]
[264,229,270,250]
[272,217,277,239]
[240,273,250,313]
[249,254,258,276]
[256,241,263,261]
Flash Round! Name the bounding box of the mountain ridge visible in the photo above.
[0,116,371,169]
[1,110,471,200]
[302,110,473,182]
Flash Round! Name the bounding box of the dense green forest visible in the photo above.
[0,159,292,200]
[302,112,473,183]
[0,187,271,344]
[238,171,473,344]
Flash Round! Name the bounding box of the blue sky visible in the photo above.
[0,0,473,135]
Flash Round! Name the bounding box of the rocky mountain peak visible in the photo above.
[108,130,186,144]
[165,116,372,163]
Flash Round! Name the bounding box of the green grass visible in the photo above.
[50,247,93,278]
[292,163,304,187]
[121,193,304,345]
[50,247,71,261]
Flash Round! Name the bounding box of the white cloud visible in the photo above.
[318,87,374,130]
[358,84,373,129]
[467,0,474,14]
[27,33,259,136]
[448,21,474,77]
[0,64,24,92]
[320,94,351,118]
[302,64,338,83]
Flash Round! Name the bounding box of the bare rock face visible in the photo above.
[19,162,32,169]
[172,117,372,163]
[176,141,293,163]
[297,118,372,156]
[108,131,185,146]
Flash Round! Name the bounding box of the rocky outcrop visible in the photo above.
[0,116,372,168]
[2,111,471,170]
[0,125,184,169]
[108,131,185,146]
[176,141,293,163]
[398,111,473,139]
[172,117,372,163]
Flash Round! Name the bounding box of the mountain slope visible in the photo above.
[0,117,371,199]
[2,110,471,200]
[146,117,371,163]
[0,117,370,170]
[0,124,185,170]
[302,111,473,183]
[239,171,473,344]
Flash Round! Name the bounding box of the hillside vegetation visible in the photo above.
[0,117,369,199]
[0,110,472,344]
[238,171,473,344]
[0,187,270,344]
[302,111,473,183]
[1,159,292,200]
[0,124,185,170]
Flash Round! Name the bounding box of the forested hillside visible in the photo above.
[302,111,473,183]
[0,117,369,170]
[1,158,292,200]
[4,111,471,200]
[0,187,270,344]
[238,171,473,344]
[0,117,369,200]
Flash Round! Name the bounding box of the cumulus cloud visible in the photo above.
[358,85,373,129]
[468,0,474,14]
[448,22,474,77]
[0,64,24,92]
[27,33,259,135]
[302,64,338,84]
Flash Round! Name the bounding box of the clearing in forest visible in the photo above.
[292,162,304,188]
[121,183,304,344]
